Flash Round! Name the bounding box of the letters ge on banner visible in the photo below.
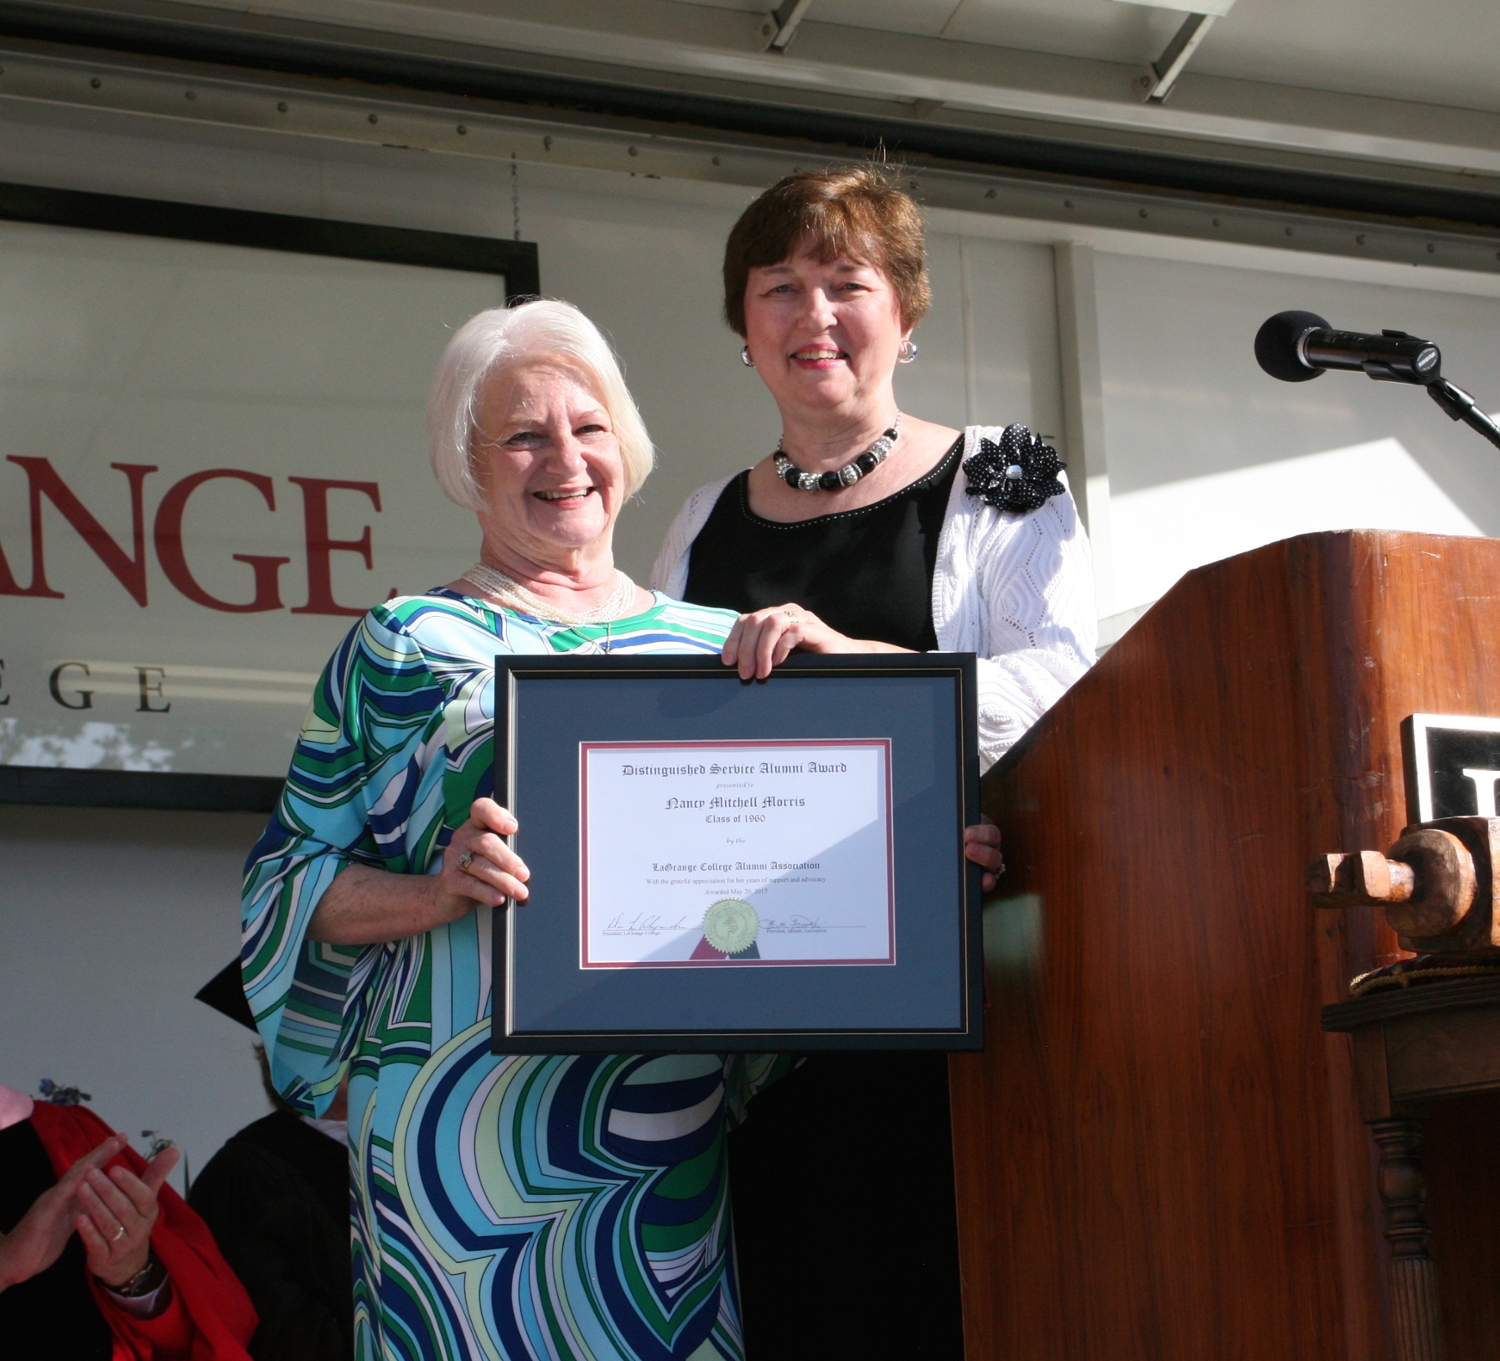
[0,457,383,616]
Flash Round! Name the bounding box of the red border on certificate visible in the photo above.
[578,738,895,969]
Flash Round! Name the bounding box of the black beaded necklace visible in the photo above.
[774,413,902,492]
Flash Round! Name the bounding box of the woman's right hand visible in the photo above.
[722,603,906,680]
[436,798,531,918]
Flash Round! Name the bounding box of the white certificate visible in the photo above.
[579,740,894,968]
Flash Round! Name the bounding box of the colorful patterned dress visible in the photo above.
[241,590,791,1361]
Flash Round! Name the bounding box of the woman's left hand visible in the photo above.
[964,816,1004,893]
[75,1145,178,1288]
[722,603,898,680]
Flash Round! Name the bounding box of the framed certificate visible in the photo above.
[490,653,982,1052]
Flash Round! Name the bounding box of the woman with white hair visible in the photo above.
[241,300,789,1361]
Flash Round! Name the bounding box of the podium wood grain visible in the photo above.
[952,531,1500,1361]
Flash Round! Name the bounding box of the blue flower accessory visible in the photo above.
[38,1078,91,1106]
[962,424,1066,513]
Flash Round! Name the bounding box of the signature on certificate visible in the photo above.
[759,914,835,933]
[603,913,692,935]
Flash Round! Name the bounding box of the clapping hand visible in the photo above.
[75,1144,179,1288]
[0,1133,177,1293]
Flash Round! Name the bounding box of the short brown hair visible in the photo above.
[722,166,932,337]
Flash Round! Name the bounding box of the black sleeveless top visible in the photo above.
[685,436,970,1359]
[683,437,963,651]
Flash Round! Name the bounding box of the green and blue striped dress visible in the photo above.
[242,589,791,1361]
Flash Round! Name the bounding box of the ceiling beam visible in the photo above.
[0,0,1497,238]
[40,0,1492,179]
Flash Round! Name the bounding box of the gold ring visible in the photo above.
[458,851,475,873]
[783,611,799,623]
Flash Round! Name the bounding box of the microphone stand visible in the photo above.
[1427,377,1500,452]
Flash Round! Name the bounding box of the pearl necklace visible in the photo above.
[462,561,641,626]
[774,412,902,492]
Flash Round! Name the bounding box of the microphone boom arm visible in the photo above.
[1427,377,1500,453]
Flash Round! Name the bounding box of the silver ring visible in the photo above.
[111,1224,127,1242]
[457,851,475,873]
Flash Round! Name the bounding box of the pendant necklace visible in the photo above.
[774,412,901,492]
[462,560,639,627]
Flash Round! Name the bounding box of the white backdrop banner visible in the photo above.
[0,216,508,776]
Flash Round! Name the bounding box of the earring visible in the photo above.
[898,340,918,364]
[741,345,755,368]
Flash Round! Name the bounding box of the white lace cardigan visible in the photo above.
[650,424,1099,771]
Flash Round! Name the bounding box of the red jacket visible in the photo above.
[28,1101,258,1361]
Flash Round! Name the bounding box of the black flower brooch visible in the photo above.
[962,424,1066,513]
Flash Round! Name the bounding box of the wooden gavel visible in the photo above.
[1308,816,1500,954]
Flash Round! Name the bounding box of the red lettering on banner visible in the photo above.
[2,458,158,605]
[287,477,382,617]
[0,540,32,596]
[154,470,290,613]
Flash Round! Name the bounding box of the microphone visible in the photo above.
[1253,309,1500,452]
[1254,310,1441,385]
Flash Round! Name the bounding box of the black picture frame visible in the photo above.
[0,182,540,299]
[490,652,983,1053]
[0,179,537,813]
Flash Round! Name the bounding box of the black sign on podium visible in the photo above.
[1403,712,1500,820]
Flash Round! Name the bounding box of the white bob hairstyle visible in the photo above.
[426,299,655,510]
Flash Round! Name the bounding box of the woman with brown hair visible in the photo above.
[653,166,1096,1358]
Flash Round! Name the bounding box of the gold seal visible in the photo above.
[702,899,759,955]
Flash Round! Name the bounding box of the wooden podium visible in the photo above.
[952,531,1500,1361]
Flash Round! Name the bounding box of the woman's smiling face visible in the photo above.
[471,362,625,565]
[741,242,907,420]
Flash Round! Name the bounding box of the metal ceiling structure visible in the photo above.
[0,0,1496,271]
